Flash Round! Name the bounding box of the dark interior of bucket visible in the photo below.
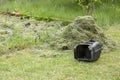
[76,45,91,59]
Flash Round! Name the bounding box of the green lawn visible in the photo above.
[0,27,120,80]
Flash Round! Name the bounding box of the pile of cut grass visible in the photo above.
[50,16,117,52]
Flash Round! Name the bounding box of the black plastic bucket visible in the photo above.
[74,40,102,62]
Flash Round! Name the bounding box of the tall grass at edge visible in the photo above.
[0,0,120,27]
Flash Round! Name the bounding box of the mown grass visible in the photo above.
[0,0,120,27]
[0,14,61,54]
[0,48,120,80]
[0,26,120,80]
[105,26,120,44]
